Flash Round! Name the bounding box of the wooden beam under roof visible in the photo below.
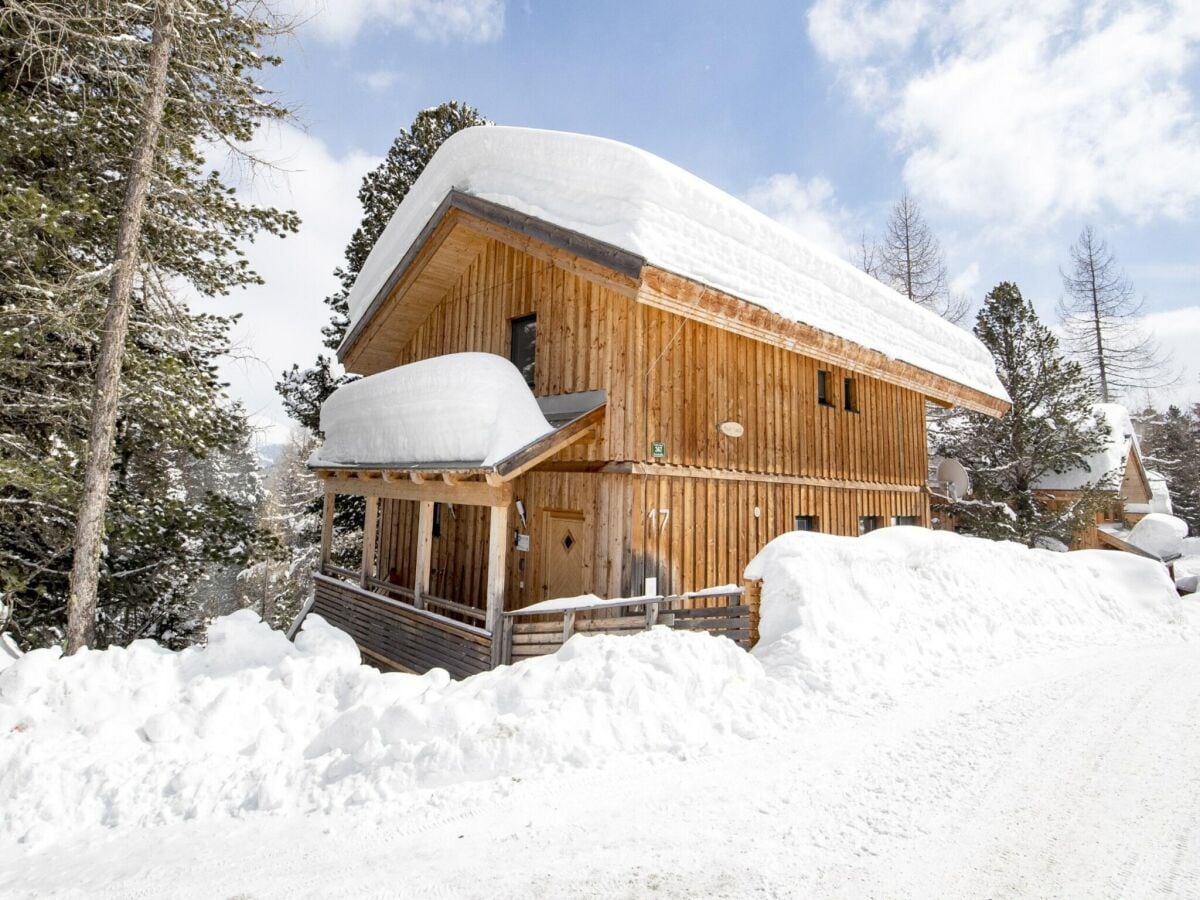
[637,266,1010,418]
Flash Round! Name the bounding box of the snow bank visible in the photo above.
[311,353,552,467]
[343,127,1007,406]
[0,611,794,845]
[1128,513,1189,559]
[747,528,1182,702]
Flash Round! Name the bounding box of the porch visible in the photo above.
[305,564,753,678]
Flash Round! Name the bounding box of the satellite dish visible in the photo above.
[718,421,745,438]
[936,458,971,501]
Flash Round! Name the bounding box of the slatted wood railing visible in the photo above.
[497,589,751,665]
[310,573,492,679]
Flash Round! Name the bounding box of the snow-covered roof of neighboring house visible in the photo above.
[340,127,1009,407]
[1034,403,1142,492]
[1143,470,1174,515]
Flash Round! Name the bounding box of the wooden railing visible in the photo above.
[497,589,751,666]
[311,573,492,679]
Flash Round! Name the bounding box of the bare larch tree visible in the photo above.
[1057,226,1175,403]
[866,194,969,324]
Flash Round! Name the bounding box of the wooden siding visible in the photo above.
[359,237,933,613]
[380,238,928,485]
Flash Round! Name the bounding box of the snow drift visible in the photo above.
[0,612,793,845]
[747,527,1183,702]
[310,353,552,467]
[1,530,1186,845]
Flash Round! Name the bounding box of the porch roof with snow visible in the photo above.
[308,354,605,486]
[336,127,1010,417]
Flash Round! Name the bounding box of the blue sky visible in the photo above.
[207,0,1200,442]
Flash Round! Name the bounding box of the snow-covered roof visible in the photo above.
[341,127,1008,406]
[309,353,607,473]
[310,353,553,468]
[1145,470,1173,515]
[1034,403,1138,491]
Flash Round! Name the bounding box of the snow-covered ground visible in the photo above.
[1,530,1197,898]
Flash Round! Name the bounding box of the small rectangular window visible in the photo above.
[794,515,818,532]
[843,377,857,412]
[510,314,537,388]
[890,515,918,527]
[858,515,882,535]
[432,502,442,538]
[817,369,834,406]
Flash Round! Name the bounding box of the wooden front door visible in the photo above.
[541,510,586,600]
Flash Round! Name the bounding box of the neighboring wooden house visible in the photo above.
[1034,403,1160,552]
[302,127,1009,675]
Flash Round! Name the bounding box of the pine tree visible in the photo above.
[862,193,969,324]
[0,2,295,649]
[1134,405,1200,536]
[1057,226,1174,402]
[237,430,321,630]
[277,101,490,434]
[935,283,1111,547]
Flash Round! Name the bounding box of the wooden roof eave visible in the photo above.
[311,399,606,502]
[637,266,1010,418]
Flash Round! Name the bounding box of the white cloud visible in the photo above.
[192,124,382,435]
[950,261,980,297]
[283,0,505,44]
[360,69,403,91]
[1136,306,1200,411]
[743,174,856,258]
[808,0,1200,229]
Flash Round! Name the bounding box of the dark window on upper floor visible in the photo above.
[794,515,819,532]
[817,369,834,407]
[432,502,442,538]
[844,377,858,412]
[510,314,537,388]
[858,515,883,535]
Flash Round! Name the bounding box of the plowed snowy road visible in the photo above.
[4,639,1198,898]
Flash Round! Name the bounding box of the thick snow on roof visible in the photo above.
[1034,403,1136,491]
[1145,470,1173,515]
[310,353,552,468]
[343,127,1008,405]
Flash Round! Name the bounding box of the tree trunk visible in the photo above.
[65,0,177,654]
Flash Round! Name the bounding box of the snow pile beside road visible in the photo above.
[310,352,552,468]
[0,611,793,845]
[747,527,1183,703]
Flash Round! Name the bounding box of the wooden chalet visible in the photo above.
[1034,403,1171,554]
[299,127,1010,676]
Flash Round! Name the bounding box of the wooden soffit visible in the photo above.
[339,191,642,375]
[637,266,1011,418]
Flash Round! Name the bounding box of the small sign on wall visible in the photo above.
[515,533,530,552]
[651,441,665,459]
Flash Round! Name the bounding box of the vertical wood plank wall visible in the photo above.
[373,237,930,610]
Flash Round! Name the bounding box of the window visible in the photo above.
[817,369,834,407]
[432,502,442,539]
[794,515,819,532]
[891,515,919,527]
[510,314,537,388]
[858,515,882,535]
[843,377,857,412]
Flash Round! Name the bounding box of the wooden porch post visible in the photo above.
[413,500,434,609]
[360,495,379,587]
[485,502,509,638]
[320,492,335,572]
